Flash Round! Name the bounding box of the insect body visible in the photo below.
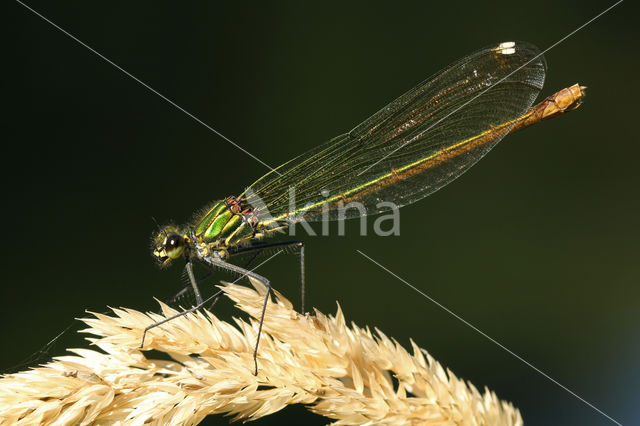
[145,41,585,375]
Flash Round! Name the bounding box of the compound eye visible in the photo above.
[167,234,183,248]
[165,234,185,259]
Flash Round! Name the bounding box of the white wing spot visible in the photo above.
[497,41,516,55]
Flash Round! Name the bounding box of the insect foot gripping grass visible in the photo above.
[0,279,522,425]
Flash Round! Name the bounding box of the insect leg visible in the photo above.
[141,259,216,347]
[198,255,271,376]
[230,240,306,313]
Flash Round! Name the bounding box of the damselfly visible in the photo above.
[145,41,585,375]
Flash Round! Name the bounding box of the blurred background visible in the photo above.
[6,1,638,424]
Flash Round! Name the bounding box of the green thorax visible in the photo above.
[192,198,257,248]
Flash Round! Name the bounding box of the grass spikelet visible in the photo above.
[0,279,523,425]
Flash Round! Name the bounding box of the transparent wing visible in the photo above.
[243,41,546,225]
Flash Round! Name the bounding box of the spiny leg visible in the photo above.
[199,255,271,375]
[166,286,191,306]
[165,252,254,310]
[190,251,263,311]
[158,261,210,314]
[154,250,273,329]
[185,261,203,305]
[201,250,266,310]
[140,289,223,348]
[165,269,216,309]
[230,240,306,313]
[141,256,276,354]
[142,260,218,347]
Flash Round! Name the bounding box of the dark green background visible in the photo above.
[6,1,638,425]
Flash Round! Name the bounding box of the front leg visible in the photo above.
[185,260,203,305]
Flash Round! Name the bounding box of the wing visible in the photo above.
[242,41,546,226]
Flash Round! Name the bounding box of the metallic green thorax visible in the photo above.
[193,199,257,248]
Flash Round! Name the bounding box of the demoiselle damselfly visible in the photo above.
[146,41,585,374]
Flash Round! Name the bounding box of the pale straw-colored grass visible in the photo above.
[0,279,523,425]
